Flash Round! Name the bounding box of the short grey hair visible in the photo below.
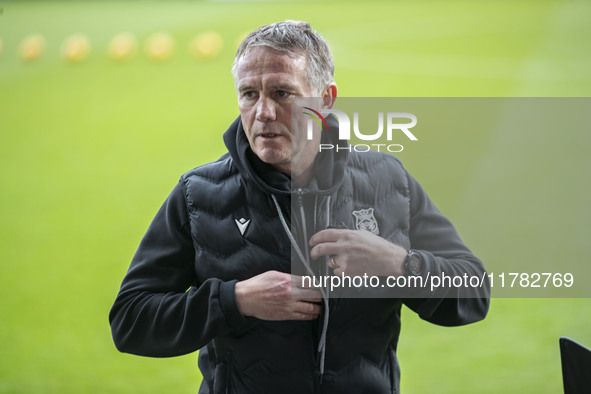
[232,20,335,95]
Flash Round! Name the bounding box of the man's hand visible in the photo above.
[309,229,407,277]
[235,270,322,321]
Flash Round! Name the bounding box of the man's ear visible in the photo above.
[322,83,338,109]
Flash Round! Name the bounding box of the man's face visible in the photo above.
[235,46,323,180]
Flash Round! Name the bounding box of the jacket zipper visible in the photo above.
[270,192,329,387]
[296,188,310,261]
[297,188,325,386]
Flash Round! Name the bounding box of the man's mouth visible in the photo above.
[260,133,280,138]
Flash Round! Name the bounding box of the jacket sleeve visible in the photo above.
[403,171,490,326]
[109,180,250,357]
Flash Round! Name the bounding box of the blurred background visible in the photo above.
[1,0,590,392]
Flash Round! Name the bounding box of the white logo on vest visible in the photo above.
[235,218,251,236]
[352,208,379,235]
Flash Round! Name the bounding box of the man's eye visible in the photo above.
[277,90,289,98]
[243,91,256,99]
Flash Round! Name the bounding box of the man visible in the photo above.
[110,21,489,393]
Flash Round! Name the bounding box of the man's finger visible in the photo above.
[299,298,322,303]
[291,312,320,321]
[292,287,322,299]
[309,242,340,260]
[294,300,322,315]
[309,228,347,246]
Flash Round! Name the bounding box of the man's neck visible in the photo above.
[274,164,314,189]
[292,165,315,188]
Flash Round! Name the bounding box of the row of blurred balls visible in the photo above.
[0,31,241,63]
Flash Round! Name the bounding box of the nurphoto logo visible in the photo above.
[303,107,418,153]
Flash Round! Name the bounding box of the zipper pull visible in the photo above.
[296,187,305,207]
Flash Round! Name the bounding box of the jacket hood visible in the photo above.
[223,115,348,196]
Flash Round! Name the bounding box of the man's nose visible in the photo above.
[256,96,277,122]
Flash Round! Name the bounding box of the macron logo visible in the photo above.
[235,218,251,236]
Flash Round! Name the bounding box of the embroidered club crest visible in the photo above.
[352,208,379,235]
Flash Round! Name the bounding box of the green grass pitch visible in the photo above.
[1,1,590,393]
